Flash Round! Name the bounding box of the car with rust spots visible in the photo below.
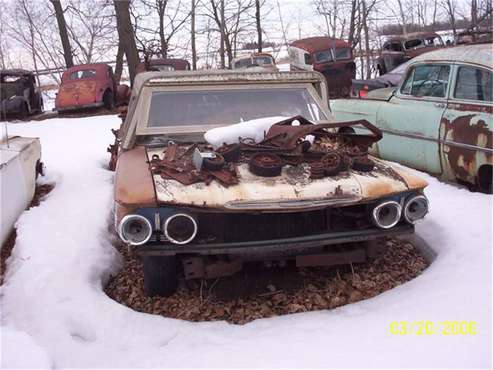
[112,70,429,296]
[332,44,492,193]
[375,32,444,75]
[55,63,130,112]
[289,37,356,98]
[0,69,43,119]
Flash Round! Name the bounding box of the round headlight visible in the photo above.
[118,214,153,246]
[372,200,402,229]
[163,213,198,245]
[404,195,429,223]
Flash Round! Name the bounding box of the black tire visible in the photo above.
[477,165,493,194]
[249,153,283,177]
[103,90,115,110]
[216,144,241,162]
[352,157,375,172]
[338,126,355,134]
[142,256,178,297]
[202,154,225,171]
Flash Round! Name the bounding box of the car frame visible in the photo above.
[0,69,43,119]
[112,70,429,296]
[332,44,493,193]
[55,63,129,112]
[375,32,444,75]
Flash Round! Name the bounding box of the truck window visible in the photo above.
[454,66,492,102]
[70,69,97,80]
[314,50,332,63]
[334,48,351,60]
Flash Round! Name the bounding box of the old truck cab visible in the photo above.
[289,37,356,98]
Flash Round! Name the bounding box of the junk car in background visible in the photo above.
[232,53,278,71]
[289,37,356,98]
[0,69,43,119]
[375,32,444,75]
[332,44,492,193]
[55,63,130,113]
[111,70,429,296]
[136,58,191,73]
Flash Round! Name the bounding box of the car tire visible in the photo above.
[477,165,493,194]
[202,154,226,170]
[142,255,178,297]
[103,90,115,110]
[352,157,375,172]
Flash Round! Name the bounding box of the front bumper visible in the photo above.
[137,224,414,256]
[55,101,104,112]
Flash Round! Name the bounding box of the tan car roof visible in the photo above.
[410,44,493,68]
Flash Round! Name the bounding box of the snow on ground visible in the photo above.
[41,89,57,112]
[1,116,492,368]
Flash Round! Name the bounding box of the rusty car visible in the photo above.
[136,58,191,73]
[232,52,278,71]
[289,37,356,98]
[111,70,429,296]
[55,63,130,112]
[0,69,43,119]
[332,44,492,193]
[375,32,444,75]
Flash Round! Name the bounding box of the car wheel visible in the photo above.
[202,153,226,170]
[103,90,115,110]
[142,255,178,297]
[249,153,283,177]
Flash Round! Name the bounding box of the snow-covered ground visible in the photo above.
[1,116,491,368]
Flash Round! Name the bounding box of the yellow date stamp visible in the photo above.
[390,321,478,336]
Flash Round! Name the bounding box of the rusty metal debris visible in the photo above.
[149,116,383,186]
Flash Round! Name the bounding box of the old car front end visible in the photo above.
[113,70,429,296]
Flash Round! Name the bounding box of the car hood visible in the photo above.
[139,146,427,211]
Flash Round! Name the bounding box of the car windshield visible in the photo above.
[69,69,97,80]
[424,36,443,46]
[404,39,424,49]
[334,48,351,60]
[155,65,175,71]
[2,75,22,83]
[253,56,274,65]
[147,87,327,127]
[314,50,333,63]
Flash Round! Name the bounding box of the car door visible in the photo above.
[440,63,493,187]
[374,63,452,174]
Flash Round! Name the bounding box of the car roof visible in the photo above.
[0,69,33,76]
[410,44,492,68]
[290,37,350,53]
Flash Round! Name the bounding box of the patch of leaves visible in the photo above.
[105,238,428,325]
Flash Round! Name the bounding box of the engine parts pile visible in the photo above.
[149,116,383,187]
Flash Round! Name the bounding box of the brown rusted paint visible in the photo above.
[440,112,493,183]
[114,146,157,207]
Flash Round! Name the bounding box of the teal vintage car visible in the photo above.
[332,44,492,193]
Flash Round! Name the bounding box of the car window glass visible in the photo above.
[334,48,351,60]
[254,56,273,65]
[454,66,492,102]
[424,36,443,46]
[147,88,327,127]
[70,69,97,80]
[401,64,450,98]
[3,75,22,83]
[390,42,403,52]
[405,39,424,49]
[155,65,175,71]
[314,50,333,63]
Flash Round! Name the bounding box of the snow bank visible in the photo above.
[1,115,491,368]
[204,116,288,147]
[0,327,52,369]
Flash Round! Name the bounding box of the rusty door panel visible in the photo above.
[440,103,493,184]
[57,80,97,107]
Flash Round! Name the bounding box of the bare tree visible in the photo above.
[114,0,140,86]
[191,0,197,69]
[442,0,457,37]
[255,0,262,52]
[50,0,74,68]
